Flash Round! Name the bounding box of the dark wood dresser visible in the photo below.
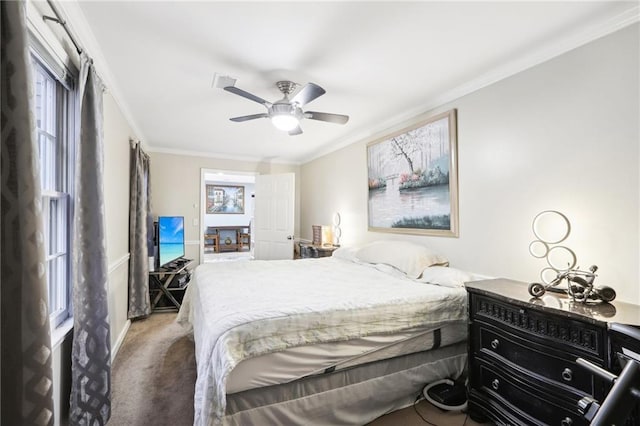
[466,278,640,426]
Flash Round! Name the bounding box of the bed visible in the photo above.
[177,241,477,426]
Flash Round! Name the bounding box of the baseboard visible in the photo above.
[112,319,131,362]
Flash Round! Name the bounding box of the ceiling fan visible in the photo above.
[224,80,349,136]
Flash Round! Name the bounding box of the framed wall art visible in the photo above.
[206,184,245,214]
[367,109,459,237]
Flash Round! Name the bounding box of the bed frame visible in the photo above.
[223,341,467,425]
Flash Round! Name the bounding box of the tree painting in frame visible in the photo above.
[206,184,245,214]
[367,109,459,237]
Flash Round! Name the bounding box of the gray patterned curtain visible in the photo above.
[128,142,152,318]
[69,54,111,425]
[1,2,55,425]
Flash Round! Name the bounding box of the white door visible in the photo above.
[253,173,295,260]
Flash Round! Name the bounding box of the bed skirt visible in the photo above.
[223,341,467,425]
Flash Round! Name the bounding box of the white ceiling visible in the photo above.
[74,1,637,164]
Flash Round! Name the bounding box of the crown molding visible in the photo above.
[41,1,638,166]
[302,5,640,165]
[147,146,300,166]
[51,1,148,147]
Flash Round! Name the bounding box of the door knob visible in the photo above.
[287,235,293,240]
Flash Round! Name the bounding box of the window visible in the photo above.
[31,53,75,329]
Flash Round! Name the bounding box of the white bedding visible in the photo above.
[177,257,468,426]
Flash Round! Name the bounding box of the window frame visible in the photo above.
[30,41,77,330]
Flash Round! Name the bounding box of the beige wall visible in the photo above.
[301,24,640,304]
[149,152,300,262]
[103,92,137,355]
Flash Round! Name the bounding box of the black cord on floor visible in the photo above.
[461,412,469,426]
[413,394,439,426]
[413,394,471,426]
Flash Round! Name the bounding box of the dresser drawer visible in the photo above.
[471,294,606,360]
[474,322,600,397]
[472,359,588,426]
[466,279,640,426]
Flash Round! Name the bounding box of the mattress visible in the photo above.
[177,257,469,425]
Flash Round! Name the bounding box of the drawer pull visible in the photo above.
[561,417,573,426]
[491,379,500,391]
[562,368,573,382]
[490,339,499,350]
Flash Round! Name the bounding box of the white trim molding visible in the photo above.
[51,1,147,145]
[107,252,131,361]
[51,317,74,350]
[148,146,298,166]
[108,253,130,274]
[302,6,640,164]
[111,319,131,362]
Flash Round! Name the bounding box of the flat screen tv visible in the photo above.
[157,216,185,268]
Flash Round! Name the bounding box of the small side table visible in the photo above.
[298,243,338,259]
[148,258,192,312]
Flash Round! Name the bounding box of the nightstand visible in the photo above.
[298,242,338,258]
[466,278,640,426]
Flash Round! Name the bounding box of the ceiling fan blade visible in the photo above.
[224,86,271,107]
[291,83,326,106]
[288,125,303,136]
[305,111,349,125]
[230,113,268,122]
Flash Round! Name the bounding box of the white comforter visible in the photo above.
[177,257,468,426]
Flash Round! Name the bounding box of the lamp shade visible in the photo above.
[321,225,333,247]
[271,114,298,131]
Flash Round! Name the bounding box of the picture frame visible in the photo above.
[206,184,245,214]
[366,109,458,237]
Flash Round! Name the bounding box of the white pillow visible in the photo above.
[418,266,472,288]
[354,240,448,278]
[331,246,359,261]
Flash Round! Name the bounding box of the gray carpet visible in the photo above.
[109,313,195,426]
[110,313,487,426]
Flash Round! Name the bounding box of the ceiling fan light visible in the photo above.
[271,114,299,131]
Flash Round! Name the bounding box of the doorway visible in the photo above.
[199,169,256,264]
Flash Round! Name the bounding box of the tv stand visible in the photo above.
[149,258,192,312]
